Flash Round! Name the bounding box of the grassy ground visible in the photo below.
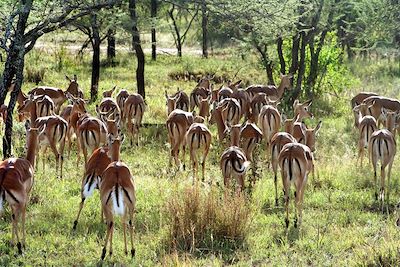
[1,48,400,266]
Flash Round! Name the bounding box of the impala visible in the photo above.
[249,93,269,122]
[271,132,297,206]
[218,97,242,127]
[100,133,135,260]
[165,89,189,115]
[103,86,117,98]
[279,143,314,228]
[189,87,210,111]
[283,99,313,133]
[209,102,229,142]
[18,94,55,123]
[220,125,250,193]
[258,104,281,160]
[0,124,39,254]
[198,95,211,121]
[77,115,108,166]
[72,120,119,230]
[96,97,121,123]
[185,122,212,181]
[116,89,130,118]
[351,92,378,127]
[34,115,68,178]
[369,129,396,213]
[217,86,233,102]
[362,96,400,126]
[355,110,377,166]
[166,109,195,169]
[232,88,250,119]
[122,93,146,146]
[240,121,263,163]
[246,73,292,101]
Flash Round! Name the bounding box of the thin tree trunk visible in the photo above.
[90,14,100,102]
[277,36,285,74]
[292,32,307,101]
[289,34,300,74]
[107,28,116,64]
[151,0,157,60]
[201,0,208,58]
[129,0,145,98]
[255,44,275,85]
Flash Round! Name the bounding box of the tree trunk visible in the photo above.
[107,28,116,64]
[292,32,307,101]
[255,44,275,85]
[151,0,157,61]
[277,36,285,74]
[90,14,101,103]
[1,0,32,158]
[288,34,300,74]
[177,41,182,57]
[129,0,145,98]
[201,0,208,58]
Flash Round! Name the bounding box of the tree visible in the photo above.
[201,0,208,58]
[129,0,145,98]
[0,0,118,158]
[151,0,158,60]
[167,1,199,57]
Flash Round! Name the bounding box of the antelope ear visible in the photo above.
[315,121,322,134]
[73,74,77,81]
[65,75,71,81]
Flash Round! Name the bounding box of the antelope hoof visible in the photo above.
[72,220,78,231]
[285,218,289,228]
[17,242,22,254]
[101,248,106,260]
[131,248,136,258]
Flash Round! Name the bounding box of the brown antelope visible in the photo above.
[355,111,377,166]
[100,133,136,260]
[246,73,292,101]
[351,92,378,127]
[240,121,263,162]
[18,94,55,123]
[217,86,233,102]
[279,143,314,228]
[218,97,242,127]
[34,115,68,178]
[220,125,250,193]
[166,109,195,169]
[77,116,108,166]
[103,86,117,98]
[362,96,400,126]
[0,124,39,254]
[185,122,212,181]
[249,93,269,122]
[116,89,130,118]
[258,104,281,160]
[209,102,229,142]
[122,93,146,146]
[271,132,297,206]
[232,88,250,119]
[97,97,121,123]
[72,120,120,230]
[165,89,190,115]
[190,87,210,111]
[198,95,211,121]
[284,99,313,133]
[369,129,396,213]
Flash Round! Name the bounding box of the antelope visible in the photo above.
[165,89,190,115]
[249,93,269,122]
[231,88,250,119]
[18,94,55,123]
[362,96,400,126]
[189,87,210,111]
[116,89,130,118]
[246,73,292,101]
[166,109,195,169]
[351,92,378,127]
[209,102,229,142]
[97,97,121,123]
[195,75,213,91]
[185,122,212,181]
[34,115,68,178]
[279,143,314,228]
[369,129,396,213]
[271,132,297,206]
[198,95,211,121]
[258,104,281,160]
[240,121,263,163]
[218,98,242,127]
[28,74,83,113]
[100,133,136,260]
[355,111,377,166]
[220,125,250,193]
[217,86,233,102]
[283,99,313,133]
[122,93,146,146]
[72,120,119,230]
[103,86,117,98]
[77,116,108,166]
[0,124,39,254]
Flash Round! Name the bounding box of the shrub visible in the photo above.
[166,185,251,256]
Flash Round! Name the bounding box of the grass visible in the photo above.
[1,46,400,266]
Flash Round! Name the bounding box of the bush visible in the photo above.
[166,185,251,256]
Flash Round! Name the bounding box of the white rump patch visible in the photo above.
[111,186,125,215]
[82,175,98,198]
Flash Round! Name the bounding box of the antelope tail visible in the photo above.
[111,184,125,215]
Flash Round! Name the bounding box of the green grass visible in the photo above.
[1,48,400,266]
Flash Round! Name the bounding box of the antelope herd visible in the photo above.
[0,71,399,259]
